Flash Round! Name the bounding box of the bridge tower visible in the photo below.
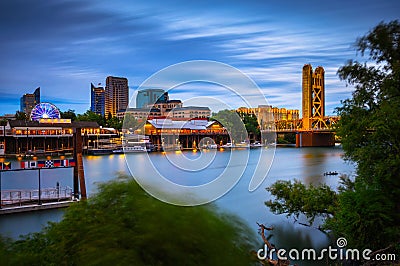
[302,64,325,129]
[297,64,334,147]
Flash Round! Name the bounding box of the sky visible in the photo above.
[0,0,399,116]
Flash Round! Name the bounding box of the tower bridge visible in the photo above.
[259,64,338,147]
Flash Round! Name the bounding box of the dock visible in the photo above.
[0,187,75,215]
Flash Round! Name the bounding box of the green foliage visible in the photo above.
[211,109,248,142]
[60,109,77,121]
[122,112,139,130]
[105,116,122,130]
[265,180,337,224]
[325,181,396,250]
[277,133,296,144]
[239,112,261,140]
[266,21,400,253]
[76,110,105,126]
[75,110,123,130]
[332,20,400,250]
[15,111,27,121]
[1,177,255,265]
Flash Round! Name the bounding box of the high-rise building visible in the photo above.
[33,87,40,105]
[20,87,40,115]
[302,64,325,129]
[136,89,165,108]
[105,76,129,117]
[90,83,105,116]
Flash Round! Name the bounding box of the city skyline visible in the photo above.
[1,0,399,116]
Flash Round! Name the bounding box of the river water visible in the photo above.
[0,146,355,265]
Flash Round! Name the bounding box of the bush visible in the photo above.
[1,176,255,266]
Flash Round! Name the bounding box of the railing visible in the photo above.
[0,186,73,206]
[261,127,334,132]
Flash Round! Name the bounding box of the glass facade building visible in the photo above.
[90,83,105,116]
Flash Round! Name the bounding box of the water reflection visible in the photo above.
[301,148,328,185]
[0,146,355,266]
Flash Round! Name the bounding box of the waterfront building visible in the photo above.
[2,119,117,155]
[20,87,40,115]
[90,83,105,116]
[149,92,183,115]
[122,92,212,120]
[136,89,165,108]
[144,118,228,149]
[171,106,211,119]
[0,114,16,120]
[236,105,300,130]
[119,105,211,122]
[117,107,161,121]
[302,64,325,129]
[105,76,129,118]
[237,107,258,115]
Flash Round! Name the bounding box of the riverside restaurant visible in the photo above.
[143,117,229,150]
[0,119,118,156]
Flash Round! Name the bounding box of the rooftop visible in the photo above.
[9,120,99,128]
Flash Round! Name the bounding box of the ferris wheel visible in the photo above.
[30,102,61,121]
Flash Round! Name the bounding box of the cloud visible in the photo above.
[1,0,399,116]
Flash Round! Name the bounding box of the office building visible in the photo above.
[20,87,40,115]
[151,92,182,115]
[171,106,211,119]
[90,83,105,116]
[105,76,129,117]
[136,89,165,108]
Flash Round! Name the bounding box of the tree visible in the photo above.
[239,112,261,141]
[211,109,248,143]
[0,176,255,265]
[15,111,27,120]
[266,179,337,225]
[328,20,400,250]
[76,110,105,126]
[266,20,400,255]
[60,109,77,121]
[105,116,122,130]
[122,112,140,131]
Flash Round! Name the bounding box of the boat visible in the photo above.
[201,144,219,149]
[123,145,147,153]
[208,144,218,149]
[324,171,338,176]
[120,141,155,153]
[121,135,155,153]
[87,148,114,155]
[250,141,263,148]
[159,144,181,152]
[235,141,250,148]
[112,148,123,154]
[221,142,234,148]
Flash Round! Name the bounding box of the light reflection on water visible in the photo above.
[0,146,355,265]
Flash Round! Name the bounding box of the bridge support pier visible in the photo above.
[296,132,335,147]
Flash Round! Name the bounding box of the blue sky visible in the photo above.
[0,0,399,116]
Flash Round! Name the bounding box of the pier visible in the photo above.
[1,187,73,207]
[0,179,75,215]
[0,187,74,215]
